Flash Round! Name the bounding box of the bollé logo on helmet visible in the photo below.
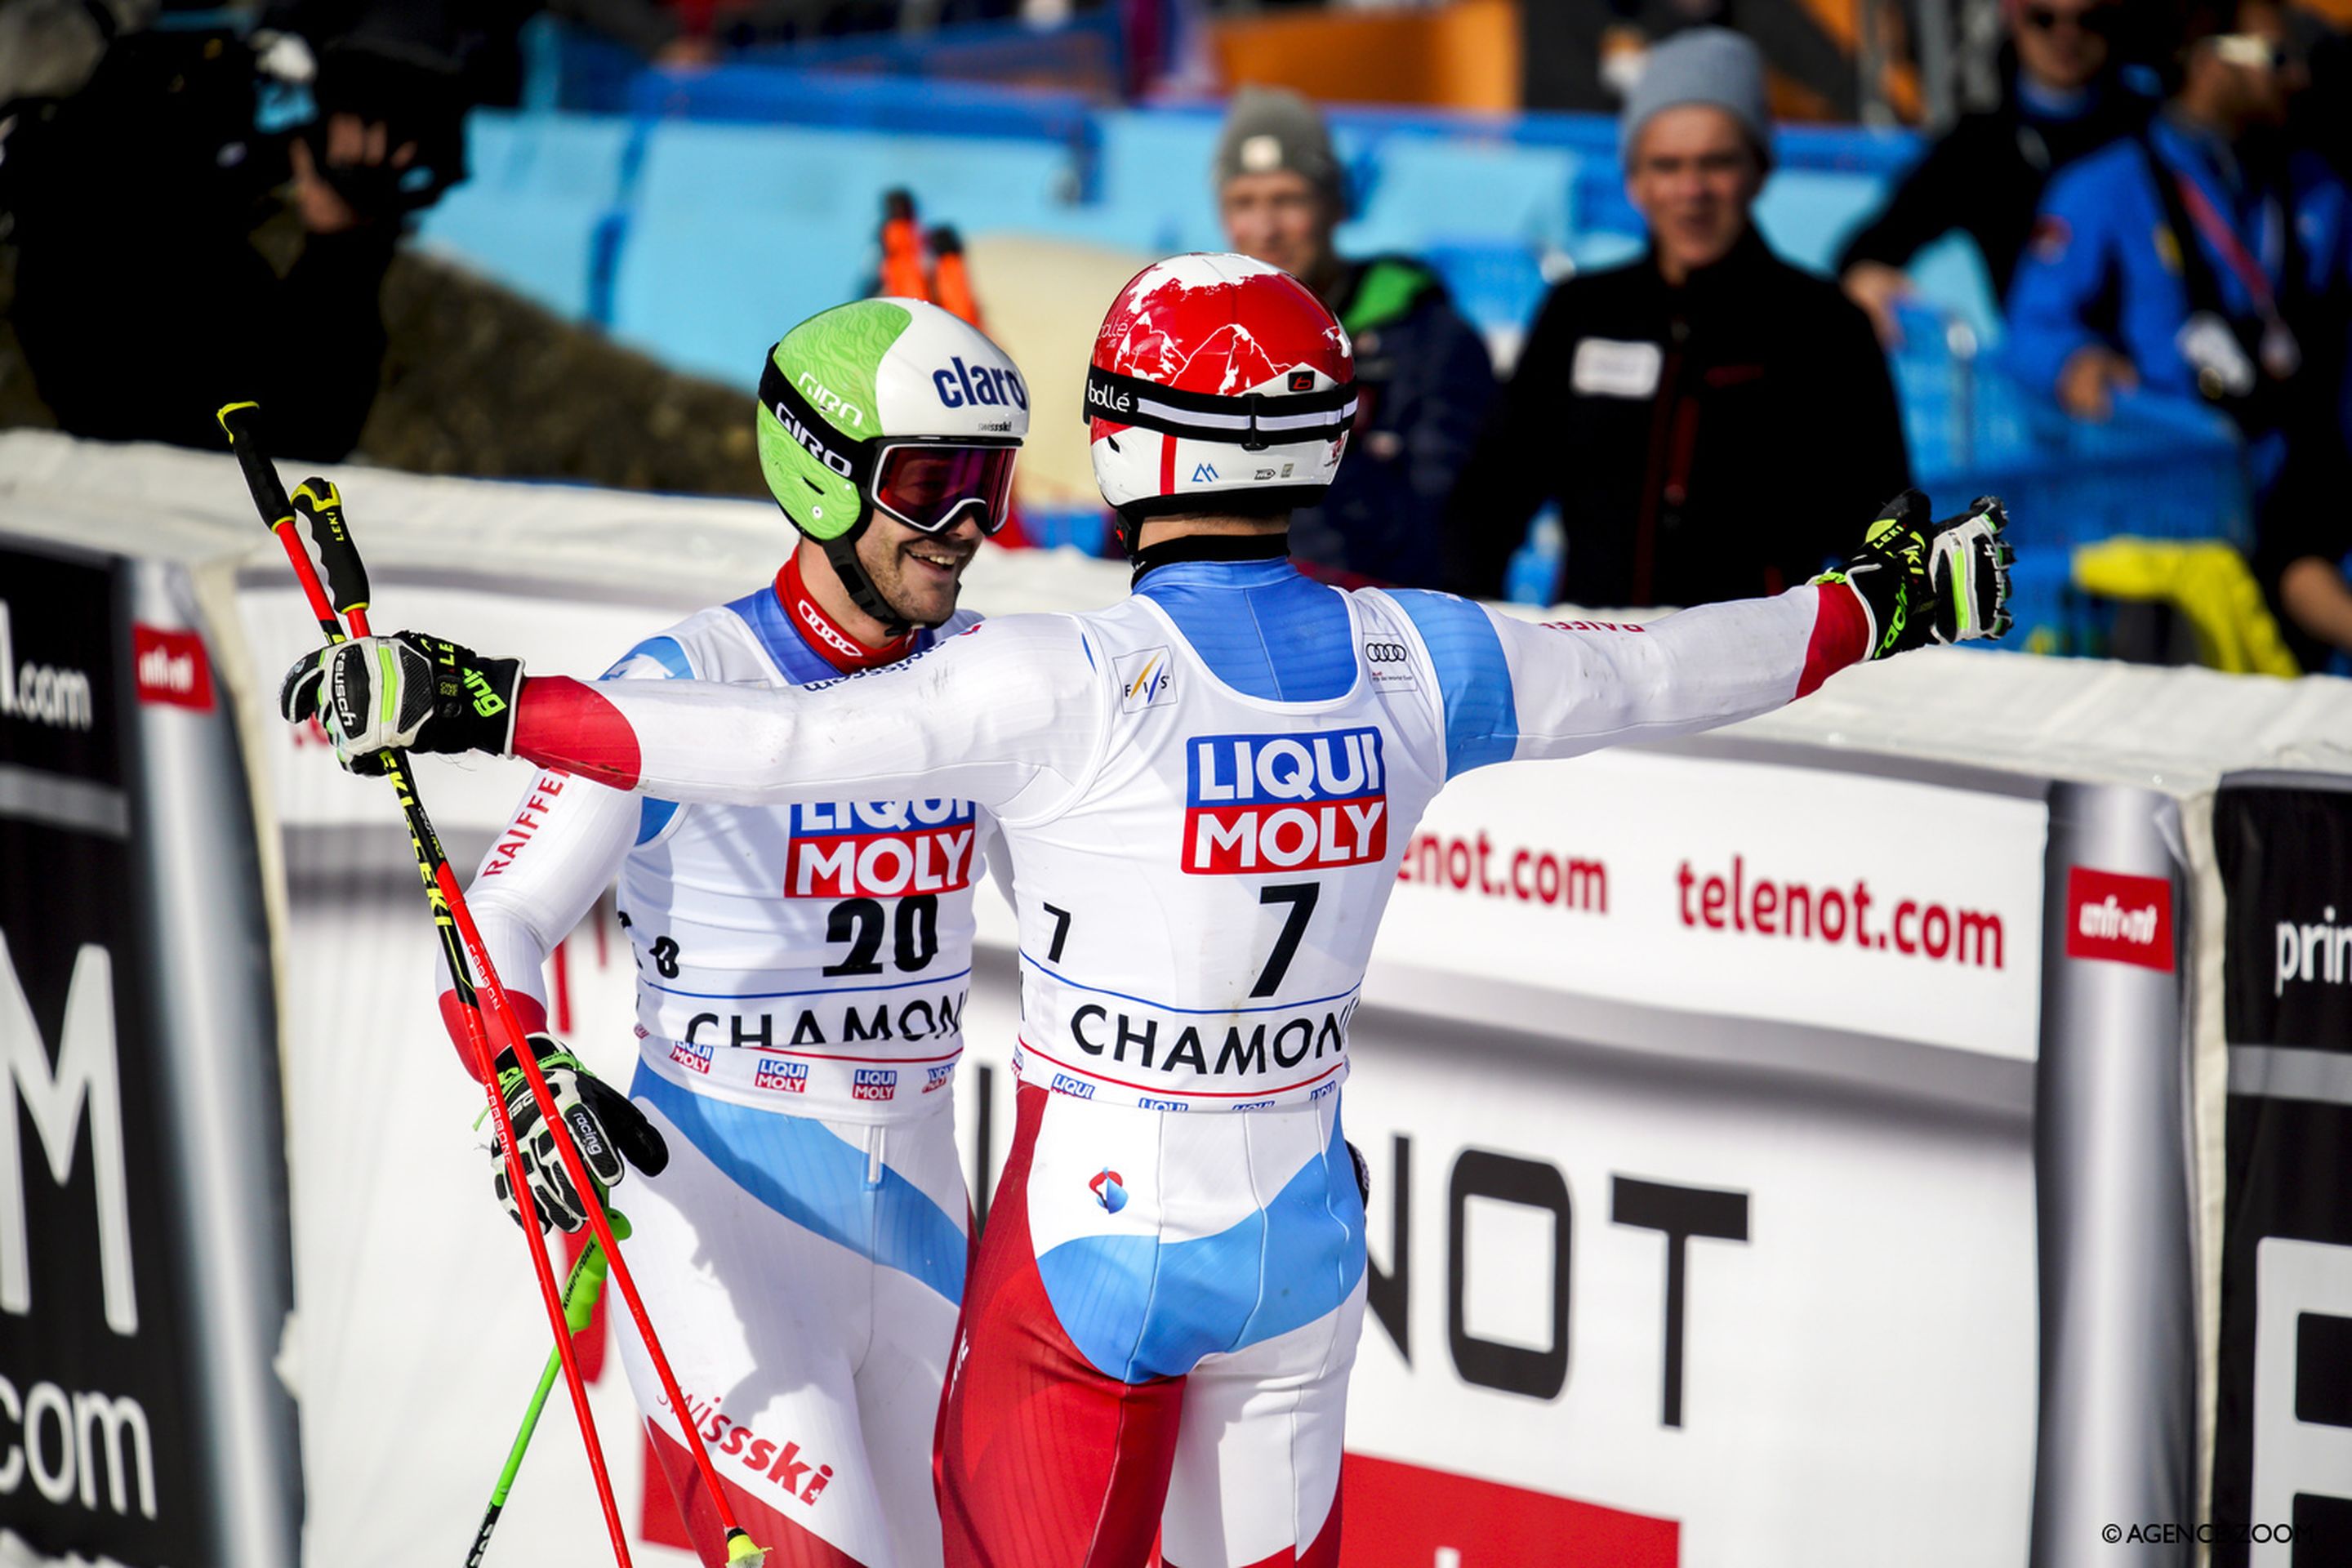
[795,372,865,429]
[1086,380,1134,416]
[932,357,1028,412]
[773,403,855,477]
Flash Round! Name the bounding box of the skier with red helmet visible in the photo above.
[281,252,2011,1566]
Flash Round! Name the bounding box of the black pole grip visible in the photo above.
[215,401,294,526]
[292,478,372,620]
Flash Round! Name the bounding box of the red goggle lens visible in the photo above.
[872,444,1018,535]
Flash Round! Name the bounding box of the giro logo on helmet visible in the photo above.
[932,357,1029,412]
[773,403,855,478]
[796,372,866,430]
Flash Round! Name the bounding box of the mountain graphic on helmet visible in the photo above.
[1085,253,1356,537]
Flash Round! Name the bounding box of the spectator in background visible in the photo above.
[1445,29,1909,608]
[1213,86,1495,588]
[2004,0,2352,666]
[1837,0,2150,346]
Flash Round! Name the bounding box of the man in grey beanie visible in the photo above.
[1445,28,1908,609]
[1212,85,1496,590]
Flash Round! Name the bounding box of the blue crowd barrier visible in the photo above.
[416,112,642,318]
[411,69,2255,639]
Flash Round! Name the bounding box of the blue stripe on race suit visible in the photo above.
[603,636,697,843]
[1135,559,1356,702]
[1387,590,1518,777]
[606,634,696,681]
[631,1064,968,1304]
[1035,1116,1365,1383]
[635,798,680,845]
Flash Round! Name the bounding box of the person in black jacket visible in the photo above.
[1836,0,2150,346]
[1445,29,1909,608]
[1214,87,1497,588]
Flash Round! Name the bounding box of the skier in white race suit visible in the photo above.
[286,253,2013,1568]
[428,299,1028,1568]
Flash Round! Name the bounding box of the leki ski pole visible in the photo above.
[468,1215,628,1568]
[217,404,768,1567]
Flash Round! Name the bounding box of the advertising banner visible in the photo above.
[2211,777,2352,1568]
[0,545,206,1564]
[0,542,301,1568]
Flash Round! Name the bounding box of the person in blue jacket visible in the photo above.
[2004,0,2352,665]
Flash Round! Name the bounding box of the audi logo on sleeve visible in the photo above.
[1183,728,1388,873]
[1363,642,1410,663]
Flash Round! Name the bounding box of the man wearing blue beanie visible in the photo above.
[1446,28,1911,610]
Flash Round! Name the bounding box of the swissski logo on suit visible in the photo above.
[1184,728,1388,874]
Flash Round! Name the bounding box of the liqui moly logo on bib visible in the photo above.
[786,800,977,898]
[1184,728,1388,874]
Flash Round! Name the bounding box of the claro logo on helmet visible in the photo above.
[773,403,855,477]
[933,357,1027,412]
[795,372,865,429]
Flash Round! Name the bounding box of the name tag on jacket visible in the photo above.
[1570,337,1664,399]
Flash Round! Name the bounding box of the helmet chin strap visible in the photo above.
[819,526,935,637]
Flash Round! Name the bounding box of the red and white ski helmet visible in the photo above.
[1084,252,1356,525]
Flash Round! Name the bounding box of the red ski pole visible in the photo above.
[220,405,767,1566]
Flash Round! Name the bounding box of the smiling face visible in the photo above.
[1627,105,1765,283]
[851,514,983,630]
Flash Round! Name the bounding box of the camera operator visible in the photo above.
[0,1,488,460]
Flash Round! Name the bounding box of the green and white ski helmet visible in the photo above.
[755,298,1029,628]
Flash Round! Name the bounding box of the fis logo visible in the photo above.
[932,357,1029,412]
[670,1039,716,1075]
[786,799,978,898]
[1117,646,1174,713]
[1089,1167,1128,1214]
[924,1062,956,1094]
[1184,728,1388,875]
[754,1058,811,1094]
[852,1067,898,1102]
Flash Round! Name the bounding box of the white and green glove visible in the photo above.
[488,1035,668,1234]
[1820,490,2015,658]
[278,631,522,771]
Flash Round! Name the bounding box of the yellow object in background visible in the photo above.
[2071,537,2302,676]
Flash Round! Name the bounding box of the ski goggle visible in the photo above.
[871,441,1019,535]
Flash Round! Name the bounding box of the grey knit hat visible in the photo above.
[1213,86,1345,206]
[1619,28,1774,172]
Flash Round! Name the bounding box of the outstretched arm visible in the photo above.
[1392,491,2011,776]
[283,612,1108,820]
